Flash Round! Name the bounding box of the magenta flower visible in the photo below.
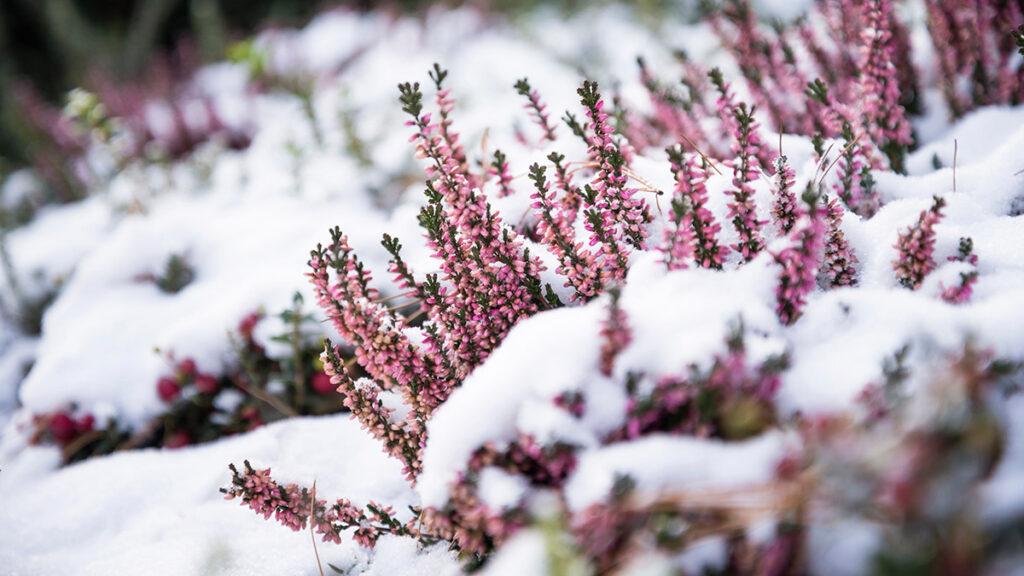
[894,196,945,290]
[667,145,729,269]
[726,103,768,262]
[773,190,826,325]
[819,196,859,288]
[514,77,558,144]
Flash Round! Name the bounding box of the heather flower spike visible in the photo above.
[894,196,945,289]
[222,460,423,548]
[514,77,557,143]
[819,196,859,288]
[599,288,631,377]
[528,162,602,301]
[771,154,799,235]
[489,149,515,197]
[547,151,582,224]
[858,0,912,173]
[666,144,728,269]
[660,194,696,271]
[727,102,768,262]
[940,237,979,304]
[773,186,826,325]
[577,80,652,252]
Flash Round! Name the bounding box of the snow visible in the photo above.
[564,432,790,511]
[0,415,458,576]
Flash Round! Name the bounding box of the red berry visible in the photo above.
[240,405,260,421]
[311,371,334,395]
[194,373,219,395]
[178,358,197,377]
[157,377,181,403]
[238,312,261,339]
[164,431,191,449]
[48,412,78,444]
[76,414,96,434]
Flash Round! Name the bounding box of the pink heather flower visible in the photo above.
[894,196,946,290]
[547,151,582,225]
[940,237,979,304]
[708,5,805,137]
[858,0,913,173]
[398,73,551,377]
[421,434,575,555]
[726,103,768,262]
[222,461,421,547]
[599,289,631,377]
[637,57,712,154]
[834,121,880,218]
[322,345,424,481]
[819,196,859,288]
[528,163,602,301]
[578,80,653,253]
[514,78,557,143]
[771,154,800,235]
[666,146,728,269]
[308,230,450,416]
[612,326,785,442]
[773,191,827,325]
[660,194,695,272]
[489,150,515,198]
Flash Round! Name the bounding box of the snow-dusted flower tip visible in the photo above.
[819,195,859,288]
[893,195,945,290]
[771,154,799,235]
[940,236,979,304]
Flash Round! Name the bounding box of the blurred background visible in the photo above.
[0,0,677,188]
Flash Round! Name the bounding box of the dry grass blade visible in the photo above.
[816,133,862,188]
[310,480,326,576]
[678,132,724,176]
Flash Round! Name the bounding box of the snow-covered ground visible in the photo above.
[1,1,1023,574]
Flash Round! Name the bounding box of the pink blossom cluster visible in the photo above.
[858,0,914,172]
[528,163,602,301]
[709,1,812,136]
[636,56,712,156]
[773,193,827,325]
[488,149,515,197]
[726,103,768,262]
[577,81,653,263]
[893,196,945,290]
[666,145,728,269]
[514,77,558,144]
[599,289,632,377]
[819,196,860,288]
[924,0,1024,118]
[940,236,979,304]
[396,73,550,376]
[421,435,577,554]
[770,155,800,235]
[222,460,421,548]
[659,193,696,272]
[709,68,777,172]
[611,326,784,442]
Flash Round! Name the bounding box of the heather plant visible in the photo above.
[218,1,1024,567]
[893,196,945,290]
[773,187,826,325]
[26,296,343,462]
[940,236,980,304]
